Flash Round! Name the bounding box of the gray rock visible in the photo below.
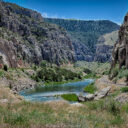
[78,86,111,102]
[94,86,111,100]
[85,94,95,101]
[78,93,86,102]
[115,93,128,104]
[0,2,75,67]
[111,13,128,69]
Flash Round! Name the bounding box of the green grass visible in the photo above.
[74,61,110,75]
[84,83,97,94]
[84,73,100,79]
[0,70,4,77]
[61,93,78,101]
[110,65,128,81]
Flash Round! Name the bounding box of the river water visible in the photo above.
[20,79,94,102]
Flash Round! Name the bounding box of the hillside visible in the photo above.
[98,30,118,46]
[0,2,75,67]
[44,18,120,62]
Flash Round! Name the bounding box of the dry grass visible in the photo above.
[0,97,127,128]
[0,84,23,103]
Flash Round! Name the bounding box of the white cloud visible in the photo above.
[42,12,48,18]
[42,12,65,19]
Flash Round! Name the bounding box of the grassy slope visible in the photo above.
[74,61,110,75]
[99,30,118,46]
[0,96,128,128]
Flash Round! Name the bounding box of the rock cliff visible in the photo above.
[44,18,119,62]
[0,2,75,67]
[111,13,128,69]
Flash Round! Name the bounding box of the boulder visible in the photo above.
[78,86,111,102]
[78,93,86,102]
[94,86,111,100]
[85,94,95,101]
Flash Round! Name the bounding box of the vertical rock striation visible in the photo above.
[0,2,75,67]
[111,13,128,69]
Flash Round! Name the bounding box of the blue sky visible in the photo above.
[5,0,128,24]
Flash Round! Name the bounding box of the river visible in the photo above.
[20,79,94,102]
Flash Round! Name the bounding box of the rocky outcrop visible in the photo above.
[115,93,128,104]
[44,18,119,62]
[94,30,118,62]
[0,2,75,67]
[111,13,128,69]
[73,42,94,62]
[94,44,113,62]
[78,86,111,102]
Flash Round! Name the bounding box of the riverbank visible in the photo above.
[0,73,128,127]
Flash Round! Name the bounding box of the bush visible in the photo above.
[84,83,97,94]
[83,68,92,74]
[61,93,78,101]
[40,60,48,68]
[108,101,120,115]
[3,65,8,71]
[121,87,128,93]
[0,70,4,77]
[32,66,82,83]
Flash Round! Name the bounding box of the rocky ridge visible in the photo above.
[0,2,75,67]
[44,18,120,62]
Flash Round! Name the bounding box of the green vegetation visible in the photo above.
[44,18,119,52]
[61,93,78,102]
[121,87,128,93]
[83,68,92,74]
[100,30,118,46]
[0,70,4,77]
[84,73,99,79]
[110,65,128,82]
[0,97,127,128]
[75,61,110,76]
[32,62,82,83]
[84,83,97,94]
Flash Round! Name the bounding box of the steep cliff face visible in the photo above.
[111,13,128,69]
[44,18,119,62]
[0,2,75,67]
[94,31,118,62]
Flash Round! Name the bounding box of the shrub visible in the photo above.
[83,68,92,74]
[121,87,128,93]
[3,65,8,71]
[84,83,97,94]
[40,60,48,68]
[108,101,120,115]
[61,93,78,101]
[102,70,110,75]
[0,70,4,77]
[33,66,82,83]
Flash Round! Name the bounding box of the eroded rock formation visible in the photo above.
[111,13,128,69]
[0,2,75,67]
